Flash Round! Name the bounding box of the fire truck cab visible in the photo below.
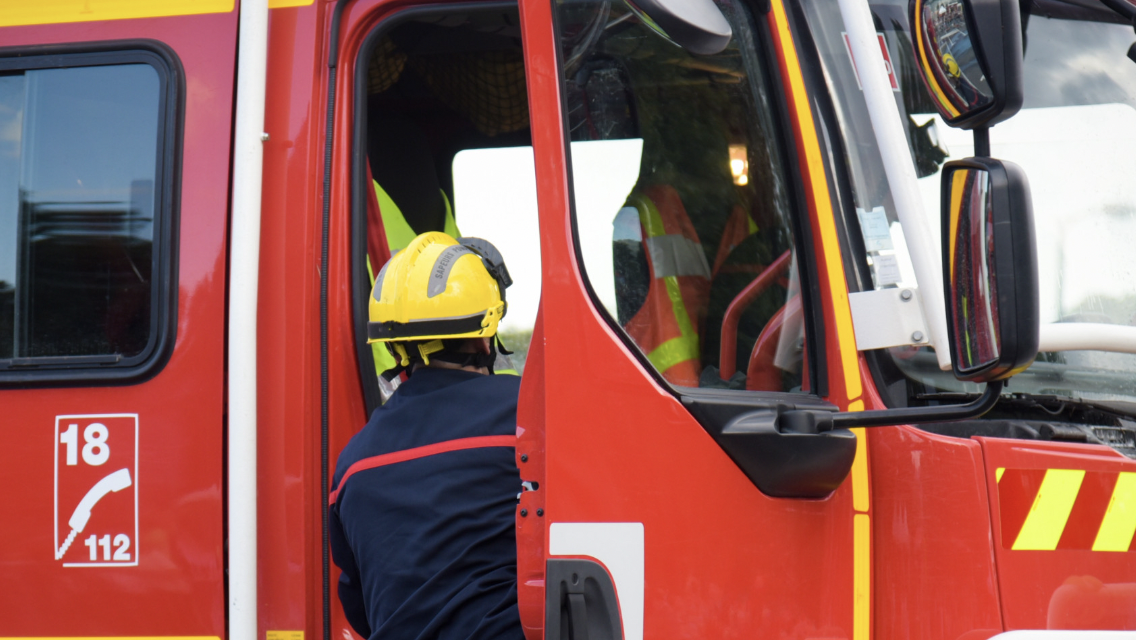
[1,0,1135,638]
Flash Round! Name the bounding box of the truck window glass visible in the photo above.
[0,63,164,368]
[555,0,809,394]
[800,1,1136,407]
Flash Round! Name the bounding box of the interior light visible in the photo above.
[729,144,748,186]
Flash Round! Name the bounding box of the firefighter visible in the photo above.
[328,231,524,640]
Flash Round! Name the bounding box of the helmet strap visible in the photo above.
[386,338,497,375]
[417,339,446,365]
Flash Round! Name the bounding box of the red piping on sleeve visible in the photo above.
[329,435,516,504]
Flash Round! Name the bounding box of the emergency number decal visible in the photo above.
[54,414,139,567]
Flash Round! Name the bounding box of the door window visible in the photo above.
[352,7,540,404]
[554,0,811,393]
[0,52,177,381]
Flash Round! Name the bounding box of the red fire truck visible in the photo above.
[2,0,1135,638]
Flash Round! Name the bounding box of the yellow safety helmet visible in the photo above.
[368,232,511,348]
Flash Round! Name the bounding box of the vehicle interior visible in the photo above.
[354,0,811,406]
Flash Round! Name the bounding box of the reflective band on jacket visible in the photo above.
[632,193,702,375]
[643,235,712,279]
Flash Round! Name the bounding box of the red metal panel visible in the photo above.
[515,0,858,637]
[979,437,1136,631]
[257,1,331,635]
[860,364,1004,640]
[0,10,237,635]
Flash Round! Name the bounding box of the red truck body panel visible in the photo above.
[0,1,1132,639]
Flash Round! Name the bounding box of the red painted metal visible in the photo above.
[978,437,1136,631]
[718,249,792,379]
[3,1,1131,638]
[0,10,237,635]
[513,2,861,638]
[859,362,1005,640]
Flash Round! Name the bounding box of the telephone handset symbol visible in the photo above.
[56,468,132,559]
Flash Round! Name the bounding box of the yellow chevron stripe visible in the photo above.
[996,467,1005,483]
[1012,469,1085,550]
[1092,472,1136,552]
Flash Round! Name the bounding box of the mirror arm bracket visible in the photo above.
[779,380,1004,433]
[973,126,990,157]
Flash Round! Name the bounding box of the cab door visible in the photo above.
[516,0,870,637]
[0,4,237,634]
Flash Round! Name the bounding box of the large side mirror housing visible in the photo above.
[772,157,1038,436]
[941,157,1039,382]
[624,0,732,56]
[909,0,1024,129]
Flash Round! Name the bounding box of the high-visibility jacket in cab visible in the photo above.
[623,185,712,387]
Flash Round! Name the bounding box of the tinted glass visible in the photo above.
[556,0,808,393]
[0,64,160,362]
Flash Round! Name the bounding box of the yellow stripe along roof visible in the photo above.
[0,0,311,28]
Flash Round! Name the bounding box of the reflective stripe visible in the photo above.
[330,435,515,504]
[643,235,711,279]
[647,335,700,374]
[646,276,700,373]
[629,192,703,374]
[427,245,474,298]
[632,193,667,239]
[373,258,393,301]
[1092,472,1136,552]
[1013,469,1086,550]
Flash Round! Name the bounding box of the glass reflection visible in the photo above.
[915,0,993,118]
[1,64,159,361]
[948,167,1000,372]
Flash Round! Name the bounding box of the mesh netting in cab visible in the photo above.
[414,50,531,136]
[368,38,407,95]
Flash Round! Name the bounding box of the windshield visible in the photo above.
[801,0,1136,406]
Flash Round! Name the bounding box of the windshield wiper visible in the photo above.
[916,390,1136,419]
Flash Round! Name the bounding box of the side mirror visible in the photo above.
[909,0,1024,129]
[624,0,733,56]
[941,157,1039,382]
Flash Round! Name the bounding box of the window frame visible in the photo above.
[0,40,183,387]
[552,0,829,400]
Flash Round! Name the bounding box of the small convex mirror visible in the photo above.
[624,0,732,56]
[910,0,1024,129]
[942,158,1039,382]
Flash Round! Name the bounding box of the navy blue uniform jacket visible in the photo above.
[330,367,525,640]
